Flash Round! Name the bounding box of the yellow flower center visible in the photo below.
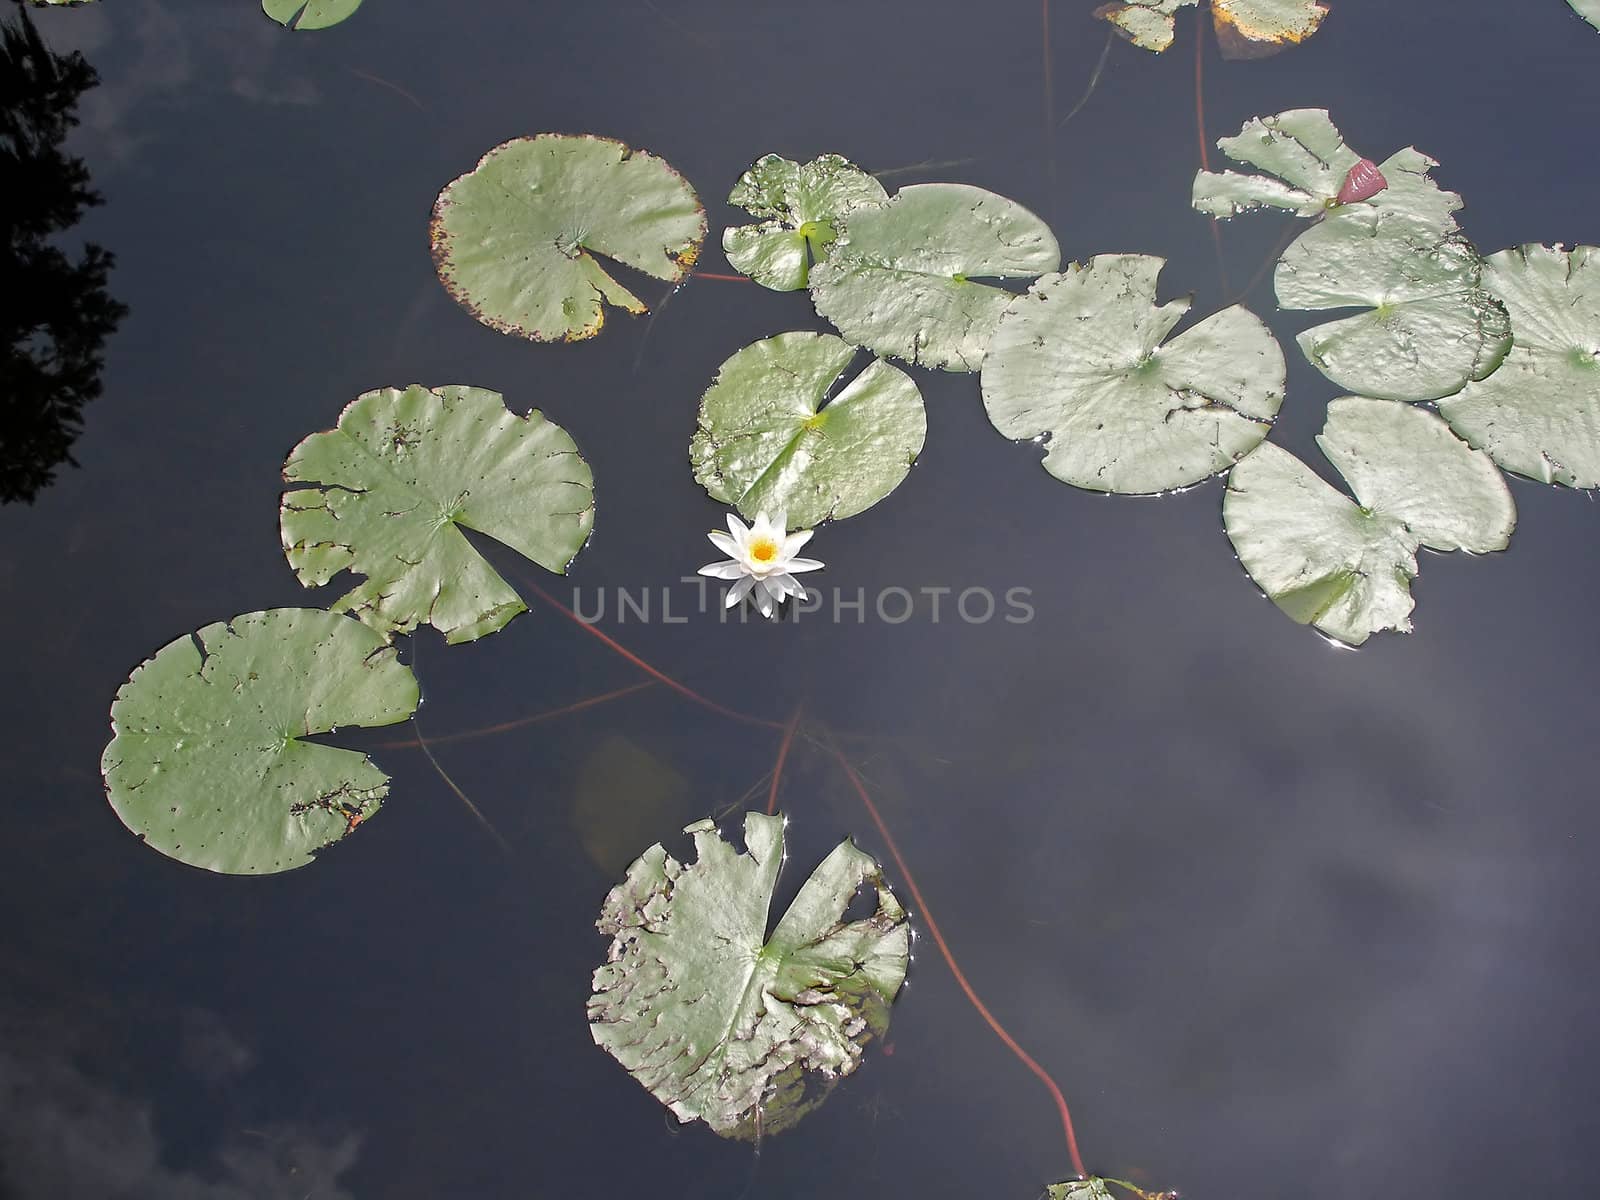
[749,537,779,564]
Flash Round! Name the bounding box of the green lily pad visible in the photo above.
[262,0,362,30]
[1224,397,1515,646]
[690,332,926,528]
[809,182,1060,372]
[1194,110,1511,402]
[1438,244,1600,488]
[1572,1,1600,31]
[1047,1182,1116,1200]
[588,812,909,1139]
[981,254,1284,494]
[101,609,419,875]
[722,154,888,291]
[280,384,594,644]
[1096,0,1327,56]
[430,134,706,343]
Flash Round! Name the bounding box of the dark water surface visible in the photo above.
[3,1,1599,1197]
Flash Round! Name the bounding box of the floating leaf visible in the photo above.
[690,331,925,528]
[101,609,419,875]
[1224,398,1515,645]
[1435,244,1600,488]
[809,182,1059,372]
[261,0,362,30]
[589,813,908,1139]
[430,134,706,342]
[1194,110,1511,402]
[281,384,594,644]
[1047,1182,1116,1200]
[1572,1,1600,31]
[722,154,888,291]
[982,254,1284,494]
[1096,0,1327,57]
[1096,0,1194,52]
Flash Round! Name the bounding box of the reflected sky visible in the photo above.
[2,2,1598,1197]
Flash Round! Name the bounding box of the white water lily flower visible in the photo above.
[698,510,824,619]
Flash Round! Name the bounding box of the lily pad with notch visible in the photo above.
[982,254,1285,494]
[588,812,909,1139]
[1193,109,1511,402]
[1437,244,1600,489]
[261,0,362,30]
[1224,397,1515,646]
[430,134,706,343]
[722,153,888,291]
[101,609,419,875]
[809,182,1059,372]
[280,384,594,644]
[690,331,926,529]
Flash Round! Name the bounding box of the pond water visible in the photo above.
[3,1,1599,1197]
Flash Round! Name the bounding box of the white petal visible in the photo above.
[772,509,789,533]
[725,575,756,608]
[725,513,750,542]
[785,556,825,573]
[781,529,814,556]
[753,584,776,618]
[698,560,746,580]
[769,572,805,599]
[707,530,739,557]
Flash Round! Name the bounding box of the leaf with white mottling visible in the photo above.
[588,813,908,1139]
[722,154,887,291]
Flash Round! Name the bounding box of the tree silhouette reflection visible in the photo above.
[1,3,126,505]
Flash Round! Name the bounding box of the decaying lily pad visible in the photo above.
[1438,244,1600,488]
[1224,398,1515,645]
[1047,1182,1116,1200]
[723,154,888,291]
[809,182,1059,372]
[588,812,909,1139]
[430,134,706,342]
[261,0,362,30]
[690,331,926,528]
[982,254,1284,494]
[281,384,594,644]
[101,609,419,875]
[1096,0,1327,57]
[1194,110,1511,402]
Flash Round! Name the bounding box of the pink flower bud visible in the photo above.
[1336,158,1387,206]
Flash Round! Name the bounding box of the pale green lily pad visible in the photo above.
[1047,1182,1116,1200]
[588,813,909,1139]
[1096,0,1193,52]
[809,182,1060,372]
[1194,110,1511,402]
[262,0,362,30]
[1439,245,1600,488]
[1572,1,1600,31]
[430,134,706,342]
[280,384,594,644]
[101,609,419,875]
[690,331,926,528]
[982,254,1284,494]
[1225,398,1515,646]
[722,154,888,291]
[1096,0,1327,56]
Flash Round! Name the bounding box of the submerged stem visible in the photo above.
[766,704,804,815]
[816,727,1089,1181]
[372,681,655,750]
